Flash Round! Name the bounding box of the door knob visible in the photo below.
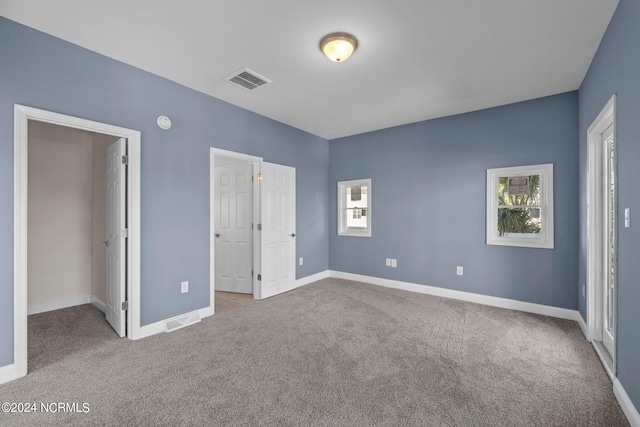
[290,233,296,237]
[102,241,110,246]
[214,233,221,238]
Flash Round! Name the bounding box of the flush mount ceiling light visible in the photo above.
[320,32,358,62]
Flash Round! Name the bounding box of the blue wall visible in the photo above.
[578,0,640,410]
[329,92,579,309]
[0,18,329,367]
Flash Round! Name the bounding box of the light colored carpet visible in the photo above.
[0,278,629,426]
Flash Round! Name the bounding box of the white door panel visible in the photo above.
[105,138,126,337]
[259,162,296,299]
[214,163,253,294]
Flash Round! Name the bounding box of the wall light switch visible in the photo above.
[456,266,464,276]
[386,258,391,267]
[625,208,630,228]
[391,259,397,268]
[181,281,189,294]
[299,257,304,266]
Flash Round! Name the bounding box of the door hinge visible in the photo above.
[251,223,254,230]
[121,155,129,165]
[257,274,262,281]
[251,270,254,277]
[257,223,262,231]
[122,228,129,238]
[121,301,128,311]
[251,175,254,183]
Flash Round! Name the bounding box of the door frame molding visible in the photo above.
[586,94,617,379]
[210,148,262,305]
[12,105,142,381]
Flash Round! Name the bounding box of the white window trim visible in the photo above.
[338,178,371,237]
[486,163,554,249]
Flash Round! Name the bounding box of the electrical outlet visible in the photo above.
[391,259,397,268]
[386,258,391,267]
[299,257,303,266]
[456,266,463,276]
[582,284,586,298]
[181,281,189,294]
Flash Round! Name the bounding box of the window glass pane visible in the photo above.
[346,185,368,230]
[338,179,371,237]
[346,208,367,229]
[497,207,541,236]
[498,175,542,236]
[498,175,540,206]
[346,186,368,208]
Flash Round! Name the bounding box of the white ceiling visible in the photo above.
[0,0,619,139]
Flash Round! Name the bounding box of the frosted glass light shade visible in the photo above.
[320,33,358,62]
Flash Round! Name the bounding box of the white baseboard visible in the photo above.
[90,296,106,314]
[296,270,330,287]
[615,378,640,427]
[134,306,213,340]
[28,295,91,315]
[0,363,19,385]
[329,270,581,322]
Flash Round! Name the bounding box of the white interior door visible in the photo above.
[214,163,253,294]
[105,138,126,337]
[258,162,296,299]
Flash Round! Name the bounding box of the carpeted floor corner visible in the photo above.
[0,278,629,426]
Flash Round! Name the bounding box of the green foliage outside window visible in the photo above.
[497,175,541,236]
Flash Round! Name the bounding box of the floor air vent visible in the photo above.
[165,311,201,333]
[225,68,271,91]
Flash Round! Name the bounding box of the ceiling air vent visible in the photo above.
[225,68,271,91]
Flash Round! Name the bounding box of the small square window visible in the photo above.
[338,179,371,237]
[486,164,554,248]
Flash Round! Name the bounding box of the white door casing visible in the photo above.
[258,162,296,299]
[10,105,141,385]
[586,94,617,379]
[105,138,127,337]
[214,163,253,294]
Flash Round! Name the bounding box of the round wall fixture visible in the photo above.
[157,115,172,130]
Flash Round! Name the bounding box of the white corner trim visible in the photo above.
[329,271,581,321]
[133,307,213,340]
[0,363,19,385]
[28,295,92,315]
[90,296,107,314]
[577,312,589,340]
[615,378,640,427]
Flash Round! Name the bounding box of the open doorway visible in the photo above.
[211,150,260,313]
[587,94,617,379]
[27,122,119,316]
[27,121,123,370]
[213,155,255,312]
[12,105,141,382]
[209,148,297,309]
